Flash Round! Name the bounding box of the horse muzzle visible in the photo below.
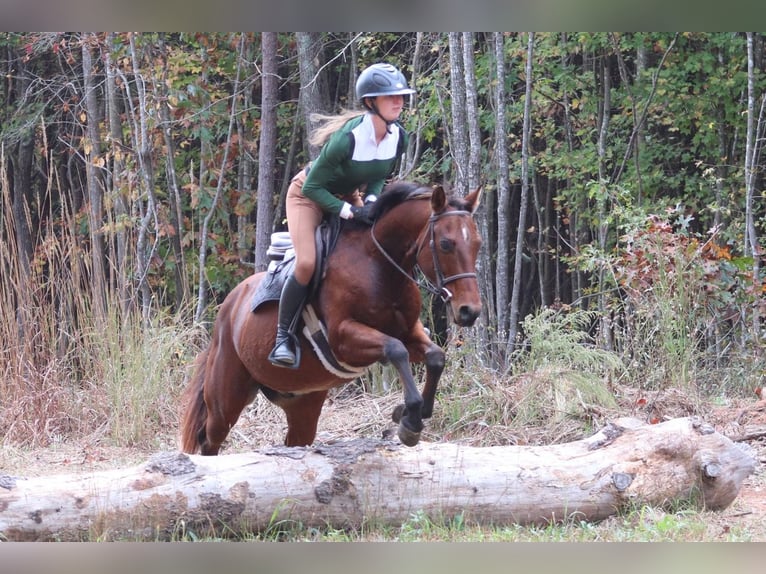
[454,304,481,327]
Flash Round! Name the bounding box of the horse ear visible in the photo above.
[465,186,483,214]
[431,185,447,212]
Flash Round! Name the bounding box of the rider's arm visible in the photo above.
[300,134,350,216]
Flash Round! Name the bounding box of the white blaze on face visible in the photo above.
[461,221,470,243]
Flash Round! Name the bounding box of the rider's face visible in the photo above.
[374,94,405,122]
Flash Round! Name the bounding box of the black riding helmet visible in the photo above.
[355,63,415,131]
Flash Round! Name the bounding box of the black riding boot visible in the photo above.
[268,275,309,368]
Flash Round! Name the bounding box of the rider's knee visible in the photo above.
[293,260,315,285]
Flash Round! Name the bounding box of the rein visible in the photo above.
[370,209,477,302]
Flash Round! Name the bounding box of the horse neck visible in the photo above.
[372,198,431,269]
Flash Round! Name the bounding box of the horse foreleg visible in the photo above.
[399,322,445,420]
[420,343,446,419]
[381,339,425,447]
[334,322,424,446]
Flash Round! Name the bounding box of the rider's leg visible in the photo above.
[268,273,310,367]
[268,169,322,368]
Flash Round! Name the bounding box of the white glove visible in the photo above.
[339,202,354,219]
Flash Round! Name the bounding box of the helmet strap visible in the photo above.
[366,98,395,134]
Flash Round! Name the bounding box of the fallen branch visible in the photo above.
[0,417,756,541]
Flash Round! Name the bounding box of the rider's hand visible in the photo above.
[349,204,375,226]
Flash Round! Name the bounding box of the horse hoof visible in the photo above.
[391,404,405,423]
[398,424,421,447]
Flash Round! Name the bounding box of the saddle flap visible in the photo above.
[250,217,341,313]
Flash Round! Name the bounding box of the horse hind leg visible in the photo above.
[198,343,259,455]
[262,388,328,447]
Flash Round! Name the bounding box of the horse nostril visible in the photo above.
[458,305,480,327]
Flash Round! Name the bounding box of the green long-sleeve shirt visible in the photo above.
[301,113,408,214]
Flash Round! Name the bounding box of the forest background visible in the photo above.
[1,32,765,451]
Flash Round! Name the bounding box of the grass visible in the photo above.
[155,504,756,542]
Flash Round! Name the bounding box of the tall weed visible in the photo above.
[613,213,763,394]
[0,151,205,448]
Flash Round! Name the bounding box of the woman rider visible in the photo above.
[268,62,416,368]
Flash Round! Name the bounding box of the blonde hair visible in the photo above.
[308,109,366,147]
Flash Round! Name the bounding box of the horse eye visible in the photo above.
[439,238,454,252]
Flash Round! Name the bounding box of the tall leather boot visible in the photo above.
[268,275,309,368]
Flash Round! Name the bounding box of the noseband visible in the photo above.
[370,209,477,302]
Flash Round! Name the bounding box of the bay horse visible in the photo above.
[180,181,482,454]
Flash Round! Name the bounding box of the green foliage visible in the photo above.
[513,307,623,377]
[612,209,764,392]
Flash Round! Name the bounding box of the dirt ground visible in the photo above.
[2,393,765,540]
[701,399,766,538]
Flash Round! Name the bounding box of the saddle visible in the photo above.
[250,218,365,379]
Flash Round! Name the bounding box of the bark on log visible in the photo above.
[0,417,756,541]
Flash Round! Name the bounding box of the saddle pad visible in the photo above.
[250,256,295,312]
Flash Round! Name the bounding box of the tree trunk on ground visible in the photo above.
[0,417,755,541]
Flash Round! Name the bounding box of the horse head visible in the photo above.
[416,185,483,327]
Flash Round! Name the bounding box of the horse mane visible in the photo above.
[371,181,473,220]
[371,181,432,219]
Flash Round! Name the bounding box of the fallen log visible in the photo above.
[0,416,757,541]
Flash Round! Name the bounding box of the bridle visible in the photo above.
[370,209,477,302]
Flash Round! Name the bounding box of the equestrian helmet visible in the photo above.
[355,63,416,100]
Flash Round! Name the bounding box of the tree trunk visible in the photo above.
[744,32,761,340]
[493,32,511,367]
[105,32,133,316]
[82,33,107,320]
[296,32,327,160]
[194,34,245,323]
[448,32,468,195]
[127,33,158,327]
[157,33,189,311]
[507,33,535,356]
[0,417,754,541]
[254,32,278,273]
[236,37,256,266]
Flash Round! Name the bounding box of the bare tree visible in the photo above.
[254,32,278,272]
[462,32,481,191]
[81,33,107,319]
[194,34,247,323]
[493,32,511,364]
[156,33,190,311]
[507,32,535,357]
[123,33,160,326]
[296,33,327,160]
[400,32,424,178]
[104,32,132,315]
[448,32,468,195]
[744,32,762,340]
[236,37,256,266]
[462,32,493,357]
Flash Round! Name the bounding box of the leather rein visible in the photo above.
[370,209,477,302]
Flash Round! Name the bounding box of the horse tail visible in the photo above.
[179,348,210,454]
